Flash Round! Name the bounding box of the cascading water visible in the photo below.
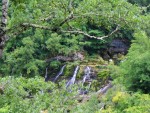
[82,66,91,87]
[53,65,66,82]
[44,68,48,82]
[66,66,80,89]
[78,66,92,95]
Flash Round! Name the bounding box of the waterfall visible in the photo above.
[78,66,92,95]
[44,68,48,82]
[54,65,66,82]
[97,82,112,94]
[66,66,80,89]
[82,66,91,87]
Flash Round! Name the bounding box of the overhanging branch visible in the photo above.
[20,22,120,40]
[21,23,52,30]
[40,15,55,21]
[62,25,120,40]
[59,11,74,27]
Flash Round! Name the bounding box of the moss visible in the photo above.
[97,69,110,78]
[49,61,61,69]
[64,64,74,77]
[77,66,84,79]
[97,69,110,85]
[64,61,80,77]
[91,80,101,91]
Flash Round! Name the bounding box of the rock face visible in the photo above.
[108,39,129,55]
[46,52,85,62]
[101,39,130,59]
[72,52,85,61]
[0,49,2,58]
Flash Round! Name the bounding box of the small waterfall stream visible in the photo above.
[82,66,91,87]
[66,66,80,89]
[78,66,92,95]
[44,68,48,82]
[54,65,66,82]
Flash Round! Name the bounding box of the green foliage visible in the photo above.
[49,61,61,69]
[121,31,150,93]
[96,69,110,89]
[2,0,150,77]
[0,76,79,113]
[1,36,45,77]
[128,0,150,6]
[0,0,150,113]
[128,0,150,12]
[64,62,80,77]
[100,87,150,113]
[71,95,100,113]
[83,28,108,53]
[1,30,83,77]
[97,69,110,79]
[46,33,82,56]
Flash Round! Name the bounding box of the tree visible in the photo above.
[0,0,8,57]
[0,0,150,77]
[121,31,150,93]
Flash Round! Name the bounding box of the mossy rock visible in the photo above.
[91,80,102,91]
[77,66,84,79]
[86,56,105,65]
[64,61,80,77]
[97,69,111,85]
[97,69,110,79]
[49,61,61,69]
[64,65,74,77]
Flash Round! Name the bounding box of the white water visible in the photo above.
[44,68,48,82]
[82,66,91,87]
[66,66,80,89]
[54,65,66,82]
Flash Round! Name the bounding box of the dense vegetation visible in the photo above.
[0,0,150,113]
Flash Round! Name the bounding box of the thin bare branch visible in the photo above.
[62,25,120,40]
[40,14,55,21]
[59,0,74,27]
[21,23,52,30]
[59,11,74,26]
[20,23,120,40]
[68,0,73,13]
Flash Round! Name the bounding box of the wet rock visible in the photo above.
[102,51,111,60]
[101,39,130,60]
[0,49,2,58]
[108,39,130,55]
[79,89,88,95]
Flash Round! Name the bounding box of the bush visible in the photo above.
[0,76,78,113]
[121,31,150,93]
[102,92,150,113]
[99,85,150,113]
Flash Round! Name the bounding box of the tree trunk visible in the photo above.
[0,0,8,57]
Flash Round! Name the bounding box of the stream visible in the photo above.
[66,66,80,89]
[53,65,66,82]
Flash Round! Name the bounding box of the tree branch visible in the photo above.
[40,14,55,21]
[21,23,52,30]
[62,25,120,40]
[68,0,73,13]
[21,22,120,40]
[59,11,74,27]
[58,0,74,27]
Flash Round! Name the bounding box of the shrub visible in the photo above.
[121,31,150,93]
[0,76,78,113]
